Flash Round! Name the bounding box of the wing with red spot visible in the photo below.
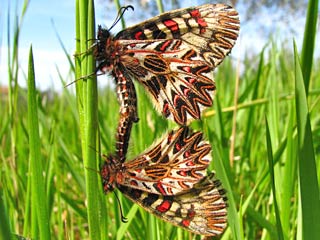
[115,4,239,124]
[119,39,216,125]
[119,127,212,195]
[119,172,228,236]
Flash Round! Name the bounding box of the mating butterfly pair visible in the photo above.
[96,3,239,236]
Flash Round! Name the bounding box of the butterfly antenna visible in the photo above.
[88,145,100,154]
[84,166,100,174]
[113,191,128,223]
[65,71,105,87]
[108,5,134,31]
[83,146,101,174]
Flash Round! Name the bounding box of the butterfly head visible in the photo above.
[100,155,121,194]
[94,26,112,72]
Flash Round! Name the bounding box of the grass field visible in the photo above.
[1,0,319,239]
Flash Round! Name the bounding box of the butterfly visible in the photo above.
[101,127,227,236]
[94,3,240,161]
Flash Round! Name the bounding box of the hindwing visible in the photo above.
[119,172,227,236]
[121,127,211,195]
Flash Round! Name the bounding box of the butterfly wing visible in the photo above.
[119,172,227,236]
[118,127,212,195]
[118,38,215,124]
[115,4,239,124]
[117,4,239,67]
[101,127,227,235]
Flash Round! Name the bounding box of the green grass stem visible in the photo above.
[75,0,103,239]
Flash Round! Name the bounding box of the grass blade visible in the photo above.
[265,117,284,240]
[212,146,241,240]
[300,0,319,93]
[280,103,297,238]
[27,46,50,239]
[294,42,320,239]
[0,188,11,239]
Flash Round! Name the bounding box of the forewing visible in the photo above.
[119,39,215,124]
[116,4,239,124]
[117,3,240,68]
[119,173,227,236]
[119,127,212,195]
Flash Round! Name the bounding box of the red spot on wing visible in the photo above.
[135,31,143,40]
[160,40,171,52]
[182,66,191,73]
[173,94,180,106]
[186,161,195,166]
[181,219,191,227]
[184,150,191,158]
[187,78,196,84]
[190,9,200,18]
[163,19,179,32]
[130,180,138,186]
[178,170,187,177]
[183,88,190,96]
[186,161,195,167]
[156,200,172,213]
[188,209,196,219]
[163,101,170,117]
[175,143,181,151]
[197,18,207,28]
[189,9,207,33]
[167,131,173,144]
[181,207,196,227]
[156,182,167,195]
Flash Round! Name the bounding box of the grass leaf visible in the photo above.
[27,46,50,239]
[294,41,320,239]
[300,0,319,92]
[265,117,284,240]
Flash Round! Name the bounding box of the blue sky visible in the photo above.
[0,0,314,91]
[1,0,76,90]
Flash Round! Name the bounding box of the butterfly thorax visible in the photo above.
[95,26,125,74]
[100,155,124,193]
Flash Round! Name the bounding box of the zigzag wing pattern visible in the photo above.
[121,127,211,195]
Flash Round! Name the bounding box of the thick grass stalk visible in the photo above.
[27,46,50,239]
[294,42,320,239]
[75,0,102,239]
